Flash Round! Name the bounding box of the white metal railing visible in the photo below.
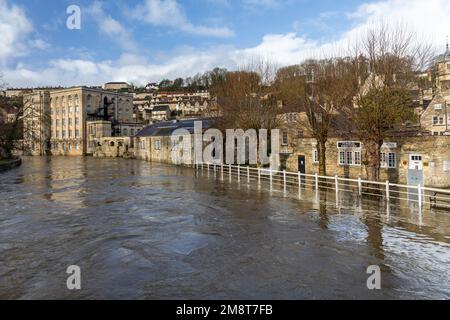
[194,162,450,210]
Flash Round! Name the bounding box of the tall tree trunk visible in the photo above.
[318,139,327,176]
[364,140,381,182]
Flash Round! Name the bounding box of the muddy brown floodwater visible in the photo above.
[0,157,449,299]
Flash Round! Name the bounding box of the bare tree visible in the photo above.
[350,24,433,180]
[209,60,281,132]
[0,93,50,158]
[275,58,358,175]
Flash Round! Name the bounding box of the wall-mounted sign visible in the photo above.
[382,142,398,149]
[337,141,361,148]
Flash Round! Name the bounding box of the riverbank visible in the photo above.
[0,157,22,173]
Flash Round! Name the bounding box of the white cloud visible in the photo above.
[88,1,138,52]
[131,0,234,38]
[348,0,450,46]
[4,0,450,87]
[29,38,51,50]
[0,0,33,65]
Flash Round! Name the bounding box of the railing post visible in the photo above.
[247,166,250,183]
[258,167,261,187]
[298,172,302,198]
[237,164,240,183]
[386,180,390,200]
[315,173,319,190]
[335,175,339,205]
[270,167,273,191]
[213,163,216,178]
[283,170,287,195]
[358,177,362,196]
[221,163,224,180]
[229,163,231,182]
[418,184,422,208]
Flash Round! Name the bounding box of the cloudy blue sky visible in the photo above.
[1,0,449,87]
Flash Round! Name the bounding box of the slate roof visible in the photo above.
[136,118,216,137]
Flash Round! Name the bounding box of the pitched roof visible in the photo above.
[136,118,216,137]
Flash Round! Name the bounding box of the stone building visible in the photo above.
[93,137,134,158]
[103,82,130,91]
[279,121,450,188]
[134,119,214,164]
[177,98,208,117]
[151,105,171,122]
[419,45,450,135]
[23,87,136,156]
[22,91,51,156]
[420,95,450,135]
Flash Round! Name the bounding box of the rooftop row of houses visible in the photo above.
[89,115,449,188]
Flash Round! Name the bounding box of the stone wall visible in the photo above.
[93,137,135,159]
[284,136,450,188]
[135,134,195,165]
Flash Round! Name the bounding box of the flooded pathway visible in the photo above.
[0,157,449,299]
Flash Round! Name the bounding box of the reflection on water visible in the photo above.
[0,157,449,299]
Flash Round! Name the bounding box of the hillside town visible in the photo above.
[1,46,450,188]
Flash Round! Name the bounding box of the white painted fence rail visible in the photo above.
[195,163,450,210]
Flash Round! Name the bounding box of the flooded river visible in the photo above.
[0,157,449,299]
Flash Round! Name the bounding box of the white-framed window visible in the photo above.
[141,140,146,150]
[381,152,397,168]
[313,149,319,163]
[433,116,444,125]
[444,161,450,172]
[434,104,443,110]
[154,140,161,150]
[337,141,361,166]
[281,130,288,145]
[354,150,361,166]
